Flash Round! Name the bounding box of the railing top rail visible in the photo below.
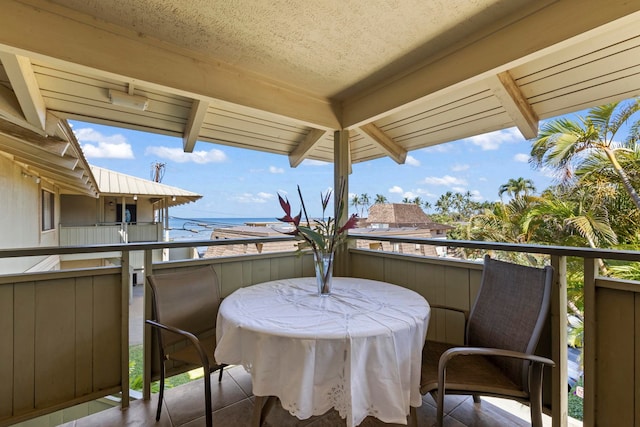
[348,234,640,261]
[2,233,639,262]
[0,236,296,258]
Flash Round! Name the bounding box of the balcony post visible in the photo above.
[582,257,598,426]
[333,129,350,277]
[550,255,567,427]
[120,249,131,408]
[143,248,154,400]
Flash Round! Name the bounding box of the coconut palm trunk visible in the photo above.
[602,146,640,211]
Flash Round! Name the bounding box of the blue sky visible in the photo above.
[71,120,556,219]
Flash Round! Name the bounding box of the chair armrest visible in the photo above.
[429,304,470,323]
[146,319,211,369]
[440,346,556,370]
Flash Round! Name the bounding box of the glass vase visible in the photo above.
[314,251,334,296]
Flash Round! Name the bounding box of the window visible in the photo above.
[42,190,55,231]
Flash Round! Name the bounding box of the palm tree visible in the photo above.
[350,194,360,216]
[523,190,617,279]
[374,194,387,204]
[423,201,432,212]
[498,177,536,199]
[530,100,640,210]
[412,196,423,206]
[435,191,453,215]
[359,193,371,217]
[401,197,411,204]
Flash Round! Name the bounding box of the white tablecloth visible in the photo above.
[215,277,430,427]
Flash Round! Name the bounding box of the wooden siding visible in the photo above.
[0,268,124,427]
[594,277,640,426]
[60,224,162,246]
[349,250,483,345]
[145,252,314,382]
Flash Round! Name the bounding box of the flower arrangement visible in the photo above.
[277,179,358,294]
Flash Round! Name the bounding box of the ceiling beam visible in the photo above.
[183,99,209,153]
[358,124,407,164]
[289,128,328,168]
[486,71,538,139]
[342,0,640,128]
[0,0,340,131]
[0,83,48,135]
[0,120,80,170]
[0,52,46,132]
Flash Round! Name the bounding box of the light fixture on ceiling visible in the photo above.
[133,195,138,201]
[171,196,176,201]
[108,89,149,111]
[22,172,40,184]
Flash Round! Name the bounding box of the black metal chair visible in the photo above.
[146,265,225,427]
[420,255,555,427]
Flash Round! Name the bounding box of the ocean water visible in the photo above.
[167,217,279,241]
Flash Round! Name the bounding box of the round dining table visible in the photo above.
[214,277,430,427]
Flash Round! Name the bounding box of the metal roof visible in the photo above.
[0,0,639,171]
[90,165,201,207]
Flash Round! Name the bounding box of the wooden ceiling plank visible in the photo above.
[289,128,328,167]
[342,0,640,128]
[358,123,407,164]
[0,52,46,132]
[486,71,538,139]
[0,1,340,131]
[183,99,208,152]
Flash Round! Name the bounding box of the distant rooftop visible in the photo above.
[366,203,451,230]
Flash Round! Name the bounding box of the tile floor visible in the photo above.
[58,364,559,427]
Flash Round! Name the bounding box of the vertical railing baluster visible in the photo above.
[551,255,567,427]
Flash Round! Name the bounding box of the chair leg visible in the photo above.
[436,389,445,427]
[218,364,226,382]
[529,363,544,427]
[472,394,481,404]
[408,406,418,427]
[204,371,213,427]
[156,362,165,421]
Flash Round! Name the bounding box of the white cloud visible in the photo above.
[402,191,418,199]
[75,127,134,159]
[231,192,275,204]
[257,192,275,200]
[388,185,403,194]
[145,146,227,164]
[469,190,483,201]
[514,153,530,163]
[452,186,467,193]
[451,163,469,172]
[405,155,421,166]
[269,166,284,174]
[422,144,451,153]
[301,159,330,166]
[467,128,521,151]
[423,175,468,186]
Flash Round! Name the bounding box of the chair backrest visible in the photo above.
[466,255,553,391]
[147,265,221,348]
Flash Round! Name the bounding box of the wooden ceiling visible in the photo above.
[0,0,639,193]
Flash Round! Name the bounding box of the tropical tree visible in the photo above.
[412,196,423,207]
[530,100,640,210]
[374,194,387,204]
[423,201,432,212]
[350,194,360,216]
[435,191,453,215]
[401,197,412,204]
[359,193,371,217]
[498,177,536,199]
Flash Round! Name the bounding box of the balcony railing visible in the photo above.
[1,235,639,426]
[59,222,163,246]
